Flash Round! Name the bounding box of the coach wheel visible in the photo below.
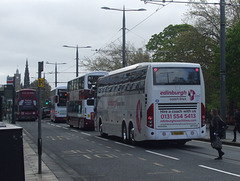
[129,124,135,145]
[99,121,104,137]
[78,121,81,129]
[69,120,73,128]
[122,123,127,143]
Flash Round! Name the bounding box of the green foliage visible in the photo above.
[211,20,240,113]
[146,24,194,61]
[226,21,240,103]
[146,24,215,68]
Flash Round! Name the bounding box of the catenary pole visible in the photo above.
[220,0,226,136]
[122,6,126,67]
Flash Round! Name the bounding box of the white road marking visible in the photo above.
[154,163,164,167]
[95,136,109,141]
[71,130,78,133]
[146,150,180,161]
[81,132,91,136]
[114,142,135,148]
[83,155,92,159]
[138,157,146,161]
[171,169,181,173]
[199,165,240,178]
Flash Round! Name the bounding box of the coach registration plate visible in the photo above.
[172,132,184,135]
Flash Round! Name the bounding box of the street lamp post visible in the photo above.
[63,45,91,77]
[101,6,146,67]
[46,61,66,87]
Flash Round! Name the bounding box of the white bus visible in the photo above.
[50,86,67,123]
[95,62,206,144]
[67,71,108,129]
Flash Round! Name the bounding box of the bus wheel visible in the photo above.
[129,124,135,145]
[122,123,127,143]
[99,121,104,137]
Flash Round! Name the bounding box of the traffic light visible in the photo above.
[45,99,51,106]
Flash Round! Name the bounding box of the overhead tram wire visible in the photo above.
[79,0,240,72]
[143,0,240,6]
[97,4,169,51]
[129,3,170,32]
[98,28,123,51]
[69,29,123,66]
[82,4,170,62]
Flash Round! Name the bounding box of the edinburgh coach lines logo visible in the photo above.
[160,90,187,96]
[188,89,196,101]
[160,89,196,101]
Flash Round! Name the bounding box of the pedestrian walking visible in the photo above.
[210,108,224,160]
[232,106,240,142]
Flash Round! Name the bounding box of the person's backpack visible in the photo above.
[218,119,229,139]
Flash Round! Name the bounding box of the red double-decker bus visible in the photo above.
[16,89,38,121]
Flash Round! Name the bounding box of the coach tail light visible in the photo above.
[201,103,206,127]
[147,103,154,129]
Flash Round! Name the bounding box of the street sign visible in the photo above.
[38,78,44,88]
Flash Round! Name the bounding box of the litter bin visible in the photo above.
[0,123,25,181]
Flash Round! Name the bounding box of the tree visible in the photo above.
[82,43,151,71]
[184,0,240,43]
[146,24,215,68]
[210,20,240,115]
[146,24,192,61]
[226,20,240,104]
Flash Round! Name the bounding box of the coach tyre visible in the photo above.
[68,118,73,128]
[129,123,135,145]
[99,120,104,137]
[122,123,127,143]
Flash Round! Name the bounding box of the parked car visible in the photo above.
[42,107,50,119]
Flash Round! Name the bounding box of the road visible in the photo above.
[17,119,240,181]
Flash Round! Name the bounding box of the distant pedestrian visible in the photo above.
[232,106,240,142]
[210,108,224,160]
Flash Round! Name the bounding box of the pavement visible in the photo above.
[201,124,240,147]
[23,133,59,181]
[2,120,240,181]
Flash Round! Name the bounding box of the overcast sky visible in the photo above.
[0,0,189,88]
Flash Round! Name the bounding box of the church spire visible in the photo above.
[24,58,30,88]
